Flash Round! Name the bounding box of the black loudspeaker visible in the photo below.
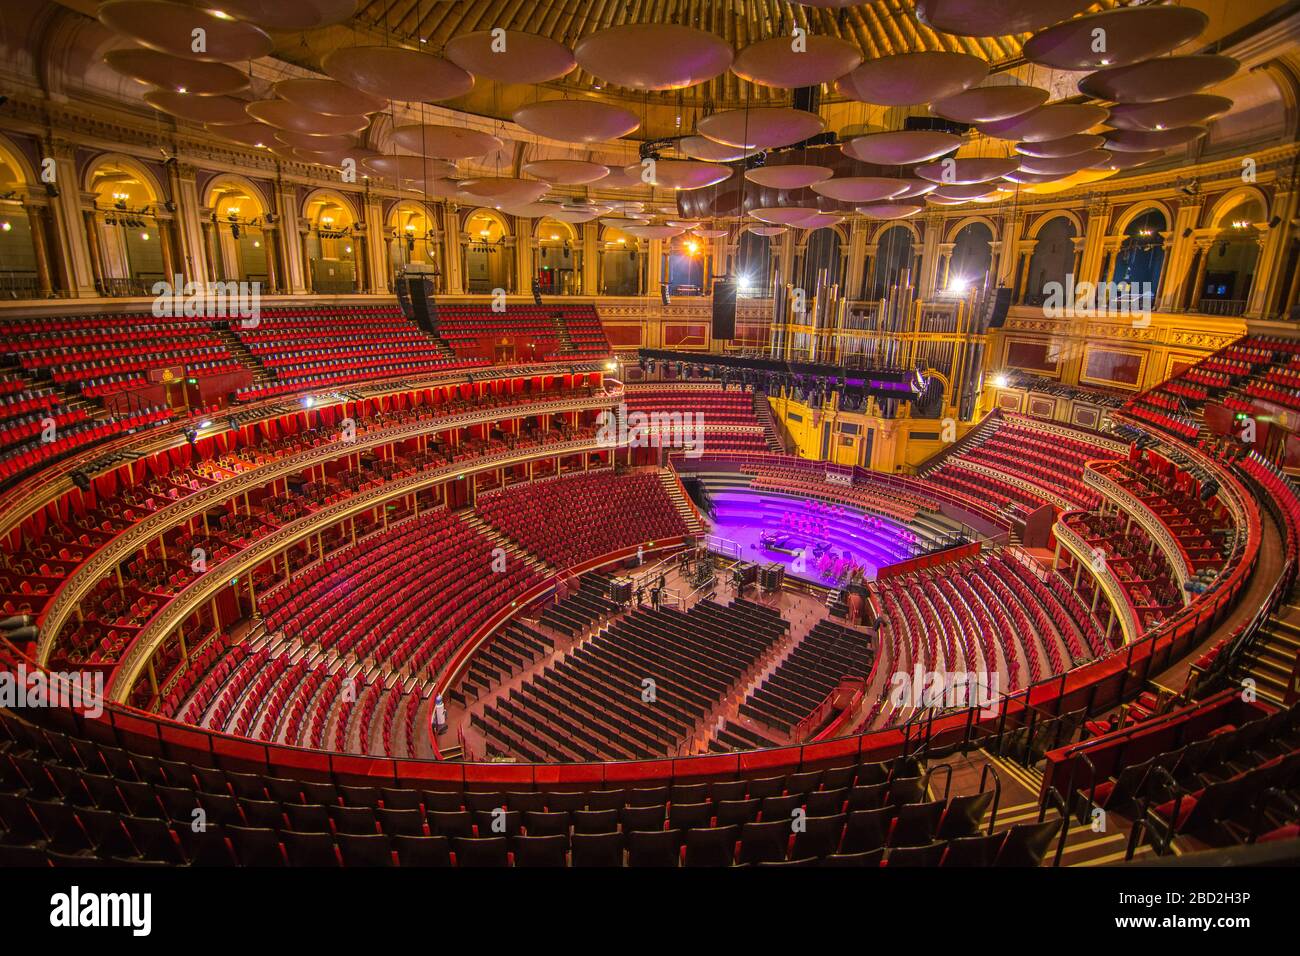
[661,285,671,306]
[712,276,737,340]
[759,563,785,591]
[531,276,543,305]
[984,286,1013,329]
[407,277,438,333]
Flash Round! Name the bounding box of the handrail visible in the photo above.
[923,761,953,802]
[979,762,1002,835]
[1038,785,1072,868]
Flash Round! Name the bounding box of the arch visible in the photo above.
[870,218,920,245]
[1207,186,1270,230]
[1024,215,1078,305]
[599,223,642,296]
[945,215,998,244]
[461,206,510,239]
[301,187,359,228]
[0,132,38,187]
[867,223,918,299]
[82,152,165,206]
[1111,208,1169,302]
[534,216,581,295]
[201,173,270,217]
[1113,200,1172,236]
[798,225,844,293]
[1028,208,1083,240]
[947,220,994,292]
[462,207,512,294]
[386,199,440,281]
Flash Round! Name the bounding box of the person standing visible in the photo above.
[432,694,447,735]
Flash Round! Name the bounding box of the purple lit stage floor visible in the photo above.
[705,487,917,585]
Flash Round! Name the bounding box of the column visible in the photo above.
[167,161,207,288]
[48,143,98,296]
[25,202,54,297]
[274,182,307,293]
[82,209,105,294]
[441,204,463,294]
[581,220,599,296]
[844,219,869,299]
[1186,240,1213,313]
[1076,199,1111,287]
[362,196,388,294]
[157,218,178,284]
[262,226,280,293]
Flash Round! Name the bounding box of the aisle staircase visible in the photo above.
[460,512,551,574]
[1239,589,1300,705]
[658,468,706,535]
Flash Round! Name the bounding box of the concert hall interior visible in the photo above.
[2,0,1300,874]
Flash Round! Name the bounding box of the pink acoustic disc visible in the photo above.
[914,157,1019,185]
[205,122,276,147]
[1024,6,1208,72]
[144,91,251,125]
[523,160,610,185]
[915,0,1093,37]
[856,203,925,219]
[456,178,551,204]
[697,107,825,149]
[574,25,733,90]
[932,85,1049,124]
[275,130,354,150]
[676,136,759,162]
[363,155,459,181]
[246,100,369,136]
[390,124,503,159]
[273,78,386,117]
[731,36,862,89]
[1105,127,1207,152]
[323,46,474,103]
[208,0,356,31]
[1079,56,1239,104]
[444,30,576,84]
[842,131,961,165]
[1015,134,1105,158]
[634,159,732,190]
[1017,151,1112,176]
[811,177,909,203]
[105,49,249,95]
[99,1,272,63]
[1106,95,1233,132]
[979,104,1109,143]
[745,165,834,189]
[835,52,988,107]
[513,99,641,143]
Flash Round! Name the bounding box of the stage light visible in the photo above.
[605,360,617,372]
[199,419,212,428]
[992,372,1009,389]
[947,276,969,294]
[737,274,752,292]
[301,396,315,408]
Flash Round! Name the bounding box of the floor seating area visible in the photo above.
[475,470,689,570]
[433,303,610,362]
[740,619,873,737]
[472,599,786,762]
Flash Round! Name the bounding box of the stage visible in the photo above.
[705,487,921,587]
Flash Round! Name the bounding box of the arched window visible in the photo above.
[867,225,914,300]
[799,227,842,294]
[87,158,167,295]
[462,210,512,294]
[948,222,993,293]
[302,194,360,293]
[736,230,771,297]
[1024,216,1077,305]
[0,141,47,298]
[535,218,580,295]
[1112,209,1167,301]
[388,202,439,285]
[599,225,640,296]
[206,180,270,287]
[1200,197,1265,315]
